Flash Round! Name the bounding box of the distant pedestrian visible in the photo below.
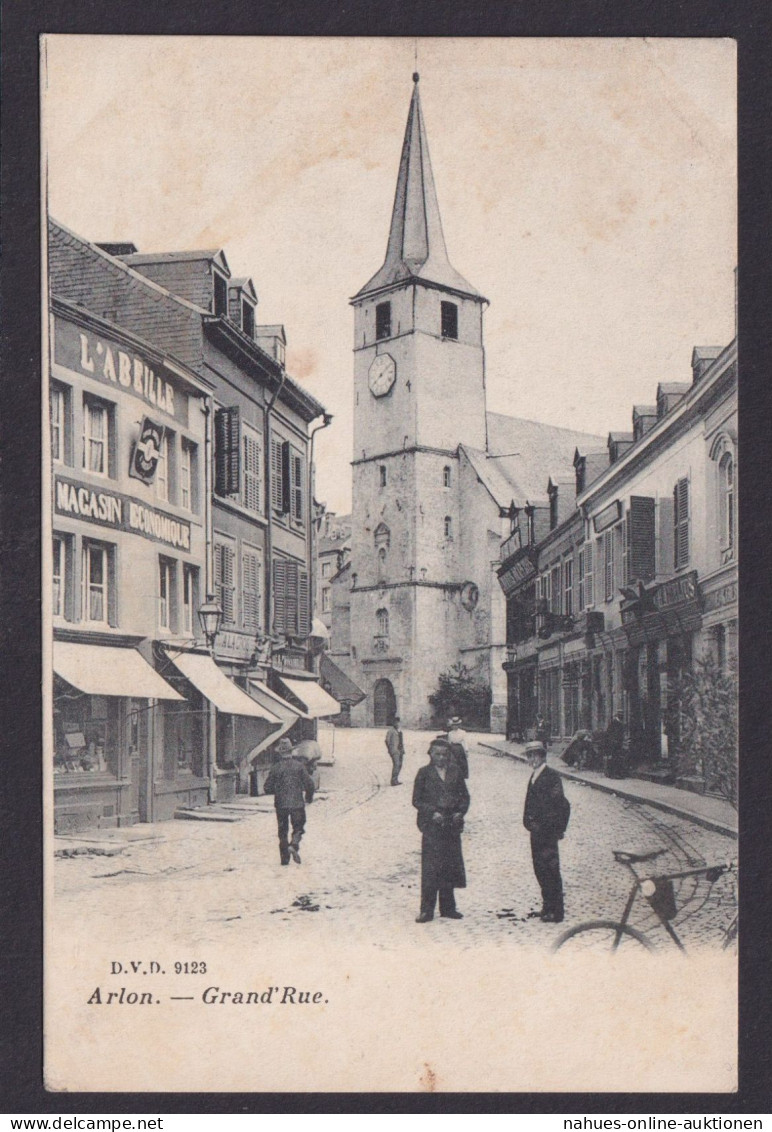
[522,740,570,923]
[446,716,470,778]
[385,715,405,786]
[604,712,626,779]
[263,737,315,865]
[412,738,470,923]
[535,712,550,748]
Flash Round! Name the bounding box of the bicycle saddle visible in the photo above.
[613,848,667,864]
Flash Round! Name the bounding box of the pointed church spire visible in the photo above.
[355,75,482,300]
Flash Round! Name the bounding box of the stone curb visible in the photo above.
[479,742,738,840]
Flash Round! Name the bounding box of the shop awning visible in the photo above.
[170,652,280,721]
[310,617,330,640]
[320,653,366,707]
[53,641,184,700]
[275,675,341,719]
[248,681,303,724]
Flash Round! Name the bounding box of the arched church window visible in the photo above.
[443,465,451,488]
[377,546,387,581]
[375,302,391,341]
[444,515,452,539]
[441,301,458,340]
[376,607,389,637]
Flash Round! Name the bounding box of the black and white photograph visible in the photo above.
[41,36,738,1093]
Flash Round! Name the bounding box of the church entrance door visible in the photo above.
[373,678,397,727]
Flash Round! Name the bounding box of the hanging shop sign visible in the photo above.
[54,474,192,551]
[54,318,184,423]
[498,551,537,595]
[129,417,166,485]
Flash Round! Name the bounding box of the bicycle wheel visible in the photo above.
[552,920,655,953]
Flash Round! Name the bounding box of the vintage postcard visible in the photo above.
[42,36,738,1093]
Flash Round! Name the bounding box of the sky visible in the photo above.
[43,37,736,514]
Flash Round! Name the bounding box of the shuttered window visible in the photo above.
[242,548,262,632]
[214,407,240,496]
[627,496,656,582]
[550,564,561,614]
[271,436,287,513]
[584,541,594,607]
[242,428,262,514]
[674,478,690,570]
[603,530,615,602]
[577,549,585,611]
[563,558,573,618]
[273,558,310,637]
[290,447,304,523]
[214,541,236,625]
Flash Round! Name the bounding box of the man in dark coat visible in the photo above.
[412,738,470,923]
[604,712,626,779]
[523,740,570,922]
[264,737,315,865]
[385,715,405,786]
[446,716,470,778]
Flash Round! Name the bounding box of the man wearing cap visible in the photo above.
[446,716,470,778]
[264,737,316,866]
[412,738,470,923]
[385,715,405,786]
[523,740,570,922]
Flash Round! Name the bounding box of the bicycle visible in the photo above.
[552,848,737,953]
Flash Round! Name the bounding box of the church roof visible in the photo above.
[462,412,606,509]
[354,76,482,302]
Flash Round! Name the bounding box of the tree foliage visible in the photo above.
[677,655,737,807]
[428,662,492,730]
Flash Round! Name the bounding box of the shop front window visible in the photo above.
[53,689,119,776]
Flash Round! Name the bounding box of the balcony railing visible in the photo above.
[500,530,523,563]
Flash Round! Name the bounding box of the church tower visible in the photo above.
[347,75,489,728]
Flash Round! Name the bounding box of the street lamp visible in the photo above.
[506,644,518,666]
[198,595,223,652]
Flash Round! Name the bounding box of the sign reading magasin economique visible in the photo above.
[54,474,192,552]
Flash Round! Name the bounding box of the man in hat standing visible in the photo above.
[412,737,470,923]
[446,715,469,778]
[522,740,570,922]
[264,737,315,865]
[385,715,405,786]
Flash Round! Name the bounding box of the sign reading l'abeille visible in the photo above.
[54,317,185,423]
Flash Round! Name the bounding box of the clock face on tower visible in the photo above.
[368,353,396,398]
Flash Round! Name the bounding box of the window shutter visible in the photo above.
[298,568,310,637]
[628,496,656,582]
[285,560,299,635]
[243,432,261,512]
[273,558,287,634]
[577,549,585,611]
[674,478,689,569]
[291,449,304,522]
[215,407,240,495]
[280,441,291,514]
[242,550,261,632]
[107,548,118,627]
[658,496,674,575]
[222,546,234,623]
[585,542,594,608]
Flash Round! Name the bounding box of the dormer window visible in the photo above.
[241,300,255,338]
[441,301,458,340]
[213,271,228,317]
[375,302,391,341]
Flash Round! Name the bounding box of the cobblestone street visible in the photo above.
[53,728,737,954]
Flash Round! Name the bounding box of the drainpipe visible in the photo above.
[308,412,334,667]
[201,394,217,803]
[264,369,287,645]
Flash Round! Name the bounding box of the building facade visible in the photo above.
[499,335,737,777]
[48,222,337,830]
